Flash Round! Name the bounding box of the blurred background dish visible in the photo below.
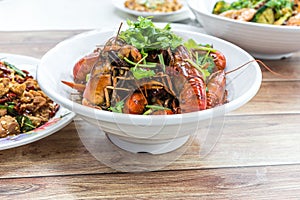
[187,0,300,60]
[112,0,191,22]
[123,0,183,13]
[37,23,262,154]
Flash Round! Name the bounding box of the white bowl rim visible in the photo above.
[38,28,262,126]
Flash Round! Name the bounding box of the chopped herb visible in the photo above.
[16,115,36,132]
[183,39,216,74]
[0,105,7,109]
[197,52,215,74]
[7,102,16,105]
[184,39,216,53]
[143,109,153,115]
[146,105,171,110]
[130,67,155,80]
[60,112,72,118]
[7,105,18,116]
[227,0,265,10]
[85,73,91,82]
[123,57,157,68]
[186,59,210,80]
[143,105,171,115]
[108,101,124,113]
[0,104,18,116]
[123,55,156,80]
[158,53,166,72]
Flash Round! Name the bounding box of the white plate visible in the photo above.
[0,53,75,150]
[112,0,191,22]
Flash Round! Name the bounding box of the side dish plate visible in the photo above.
[0,53,75,150]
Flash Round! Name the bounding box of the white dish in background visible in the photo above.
[0,53,75,150]
[187,0,300,60]
[112,0,191,22]
[37,24,262,155]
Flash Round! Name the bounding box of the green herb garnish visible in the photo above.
[184,39,216,75]
[130,67,156,80]
[143,105,171,115]
[108,101,124,113]
[184,39,216,53]
[158,53,166,72]
[229,0,265,9]
[119,16,183,52]
[186,59,210,80]
[123,57,157,68]
[123,55,156,80]
[197,52,215,74]
[16,115,36,132]
[0,104,19,116]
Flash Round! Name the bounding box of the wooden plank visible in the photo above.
[0,164,300,199]
[0,44,58,59]
[0,114,299,178]
[0,31,84,58]
[260,53,300,81]
[167,113,300,169]
[231,81,300,115]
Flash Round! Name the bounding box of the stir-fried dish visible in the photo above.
[124,0,183,13]
[213,0,300,26]
[62,17,228,115]
[0,61,59,138]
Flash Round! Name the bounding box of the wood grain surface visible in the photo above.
[0,30,299,199]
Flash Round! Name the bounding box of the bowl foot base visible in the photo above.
[106,134,190,155]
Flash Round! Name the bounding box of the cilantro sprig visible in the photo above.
[186,59,210,81]
[184,39,218,78]
[0,103,35,132]
[184,39,216,53]
[143,105,171,115]
[119,17,183,52]
[16,115,35,132]
[130,68,156,80]
[108,101,124,113]
[0,103,19,116]
[123,54,156,80]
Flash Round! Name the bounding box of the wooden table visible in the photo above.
[0,30,300,199]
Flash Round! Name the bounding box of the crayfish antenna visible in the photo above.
[225,59,291,78]
[115,22,123,45]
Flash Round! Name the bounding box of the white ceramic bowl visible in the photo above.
[37,27,262,154]
[187,0,300,60]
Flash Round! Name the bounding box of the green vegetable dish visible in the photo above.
[0,60,59,138]
[213,0,300,26]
